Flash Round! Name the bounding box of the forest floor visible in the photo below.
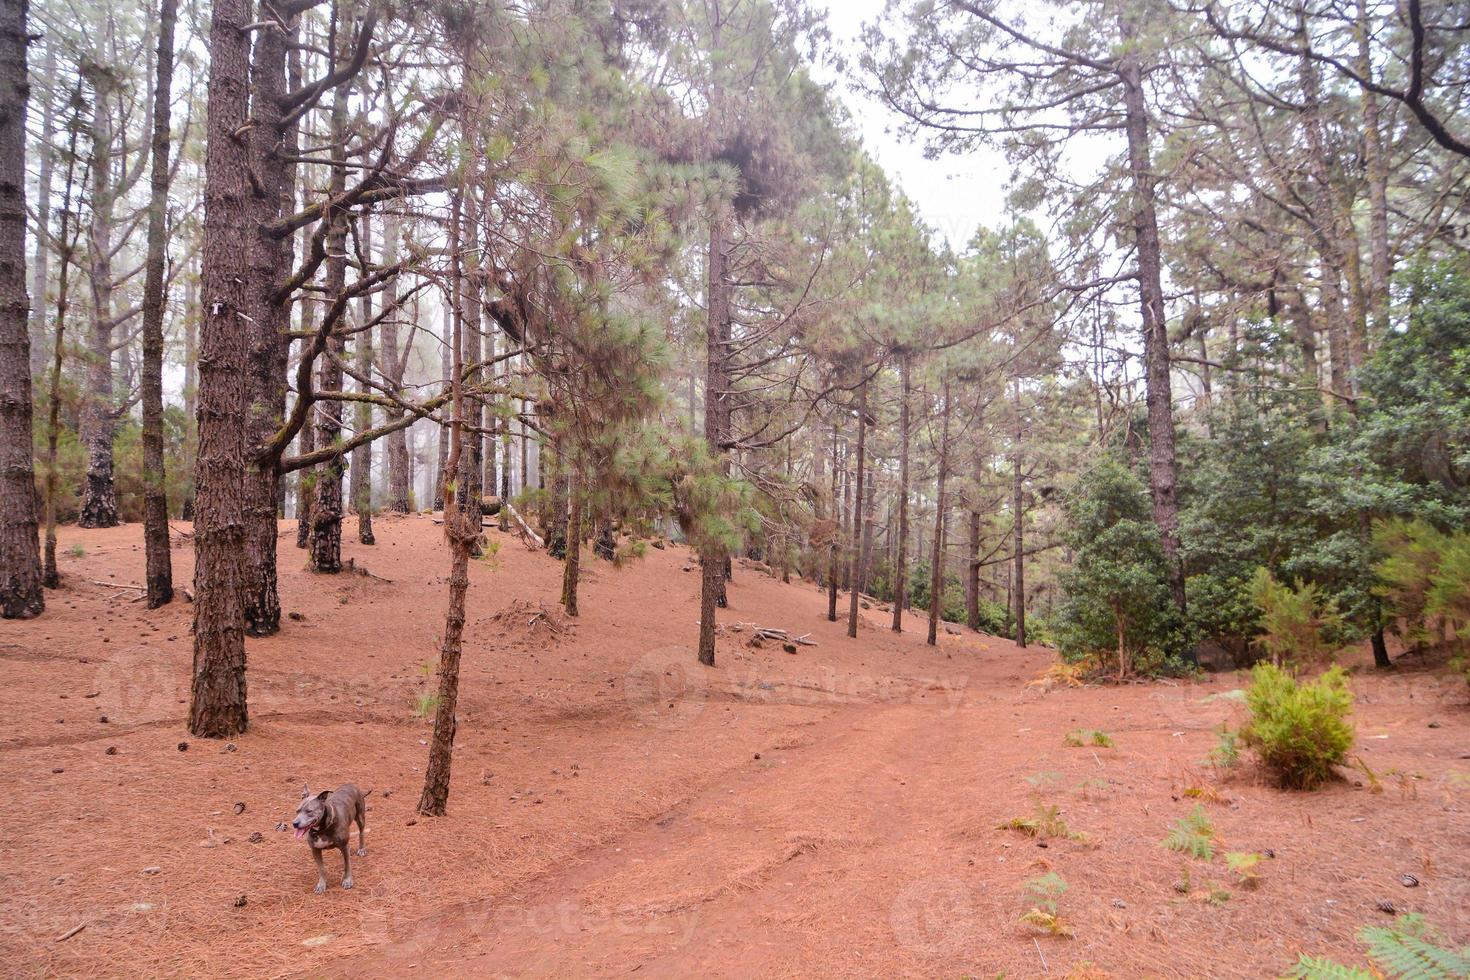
[1,514,1467,979]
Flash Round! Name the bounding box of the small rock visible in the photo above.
[233,802,246,815]
[98,715,108,723]
[1112,899,1127,909]
[783,643,797,654]
[142,866,161,875]
[406,818,417,826]
[275,822,288,832]
[51,767,63,774]
[1428,721,1441,729]
[177,742,189,752]
[105,746,118,755]
[288,612,304,621]
[224,743,237,753]
[381,789,392,798]
[753,753,761,760]
[247,832,264,844]
[301,934,334,947]
[234,894,247,908]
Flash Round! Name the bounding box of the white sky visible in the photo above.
[812,0,1013,250]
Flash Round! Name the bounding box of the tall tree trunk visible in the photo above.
[383,223,410,513]
[41,101,79,590]
[927,383,952,647]
[1012,442,1026,648]
[0,0,41,618]
[419,192,473,817]
[891,350,911,633]
[308,87,349,574]
[965,464,980,632]
[295,295,317,548]
[697,210,731,666]
[846,377,867,638]
[78,65,118,529]
[1119,40,1184,611]
[434,301,450,510]
[1356,0,1390,339]
[140,0,178,609]
[26,38,52,377]
[243,3,299,631]
[189,0,253,737]
[351,213,375,545]
[826,422,840,622]
[561,469,582,616]
[454,205,481,554]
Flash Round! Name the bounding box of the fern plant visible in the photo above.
[1018,872,1073,938]
[1162,805,1217,860]
[1288,914,1470,980]
[999,803,1086,841]
[1065,728,1114,748]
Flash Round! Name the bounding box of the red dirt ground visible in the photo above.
[1,514,1467,978]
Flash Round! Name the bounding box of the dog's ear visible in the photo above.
[301,783,311,799]
[316,790,330,802]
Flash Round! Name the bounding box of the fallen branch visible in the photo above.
[93,580,144,590]
[56,923,86,943]
[502,499,543,549]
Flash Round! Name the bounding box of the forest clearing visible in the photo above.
[3,0,1470,976]
[1,518,1465,978]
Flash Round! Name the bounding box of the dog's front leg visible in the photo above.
[340,844,353,889]
[311,847,327,894]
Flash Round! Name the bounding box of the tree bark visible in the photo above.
[26,38,51,378]
[697,210,731,666]
[140,0,178,609]
[1012,443,1026,648]
[383,218,410,513]
[434,301,450,510]
[891,350,911,632]
[308,86,349,575]
[189,0,253,737]
[351,213,375,545]
[419,192,473,817]
[1119,40,1185,611]
[846,377,867,638]
[41,93,79,590]
[561,470,582,616]
[78,63,119,529]
[826,422,840,622]
[927,383,952,647]
[295,294,318,548]
[0,0,41,618]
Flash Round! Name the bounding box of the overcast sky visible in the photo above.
[812,0,1013,250]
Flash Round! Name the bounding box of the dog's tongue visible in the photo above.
[295,827,306,840]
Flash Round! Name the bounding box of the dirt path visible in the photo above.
[2,516,1467,978]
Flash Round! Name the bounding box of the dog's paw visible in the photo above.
[314,881,327,895]
[356,847,367,857]
[342,877,353,890]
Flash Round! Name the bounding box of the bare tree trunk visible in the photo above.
[1356,0,1390,339]
[826,422,839,622]
[1120,38,1184,611]
[891,350,911,632]
[846,377,867,638]
[927,383,952,647]
[351,213,375,545]
[434,301,450,510]
[561,470,582,616]
[41,100,80,590]
[1012,441,1026,648]
[419,192,473,817]
[295,296,317,549]
[78,65,119,529]
[697,210,731,666]
[965,465,980,632]
[140,0,178,609]
[27,38,52,377]
[383,225,410,513]
[0,0,41,618]
[189,0,253,737]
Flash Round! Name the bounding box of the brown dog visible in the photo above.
[292,784,369,894]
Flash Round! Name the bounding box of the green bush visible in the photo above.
[1241,664,1355,790]
[1250,568,1344,669]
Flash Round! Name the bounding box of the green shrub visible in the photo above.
[1241,664,1354,789]
[1250,568,1344,669]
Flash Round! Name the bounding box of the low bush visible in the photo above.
[1241,663,1355,789]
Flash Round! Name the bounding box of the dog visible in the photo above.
[292,783,369,894]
